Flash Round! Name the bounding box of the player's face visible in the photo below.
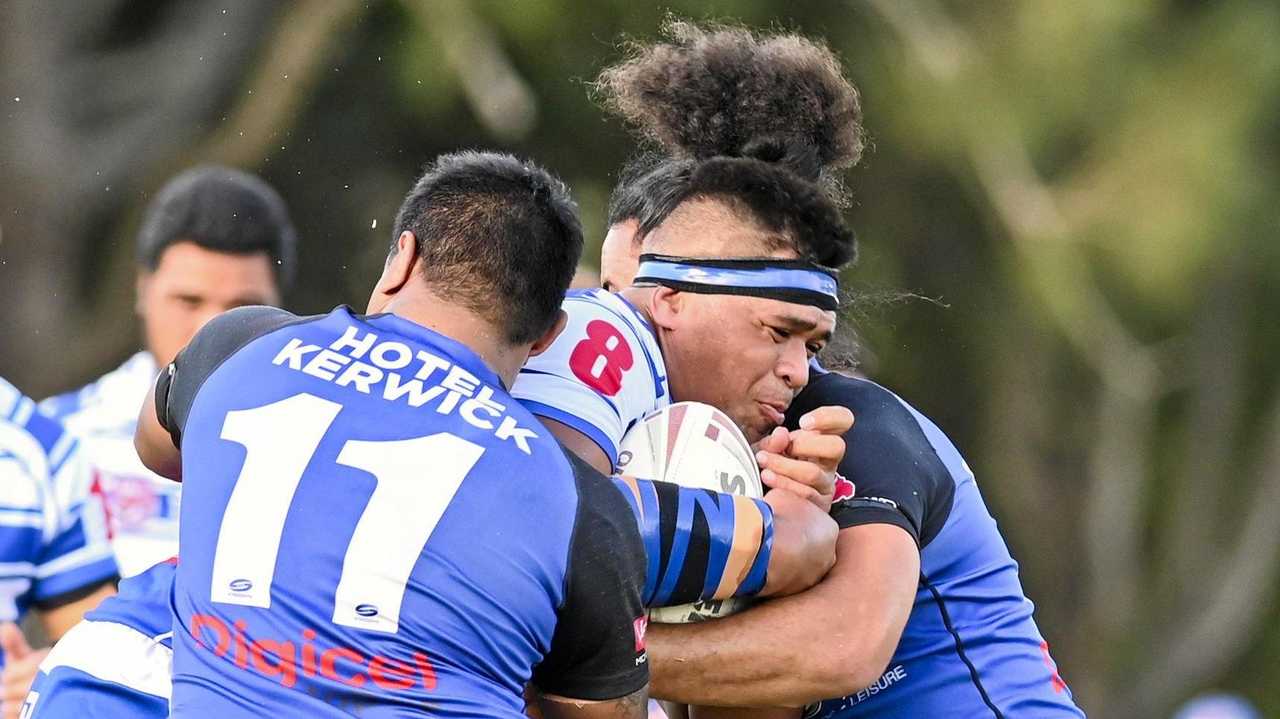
[137,241,280,366]
[600,219,642,291]
[658,292,833,442]
[641,199,835,441]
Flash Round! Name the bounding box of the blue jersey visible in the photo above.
[786,374,1084,718]
[25,559,175,718]
[0,378,117,667]
[157,306,651,717]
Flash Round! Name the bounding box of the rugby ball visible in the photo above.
[616,401,763,623]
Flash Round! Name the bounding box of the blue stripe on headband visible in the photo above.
[633,256,840,310]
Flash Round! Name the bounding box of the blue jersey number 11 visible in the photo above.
[207,393,484,635]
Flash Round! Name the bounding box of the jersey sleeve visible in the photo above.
[531,455,648,701]
[511,298,659,469]
[155,306,298,447]
[25,619,172,719]
[25,413,118,608]
[609,476,772,607]
[785,374,954,548]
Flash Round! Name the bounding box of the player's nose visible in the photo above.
[776,340,810,391]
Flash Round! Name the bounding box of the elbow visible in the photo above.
[812,640,894,700]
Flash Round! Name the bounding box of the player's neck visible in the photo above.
[378,290,525,388]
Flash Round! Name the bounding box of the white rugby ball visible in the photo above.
[616,401,763,623]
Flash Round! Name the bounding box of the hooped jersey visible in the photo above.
[24,559,176,719]
[786,373,1084,718]
[512,289,668,468]
[41,352,182,577]
[158,306,650,717]
[0,378,118,664]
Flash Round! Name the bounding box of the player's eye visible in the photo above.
[768,326,791,343]
[174,294,202,308]
[806,342,824,357]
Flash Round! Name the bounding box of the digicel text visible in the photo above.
[190,614,437,692]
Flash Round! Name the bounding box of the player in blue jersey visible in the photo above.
[130,152,651,718]
[0,379,119,717]
[122,151,835,718]
[593,23,1085,717]
[23,558,176,719]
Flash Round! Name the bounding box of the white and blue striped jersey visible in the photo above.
[40,352,180,577]
[23,559,174,719]
[511,289,669,468]
[0,378,117,656]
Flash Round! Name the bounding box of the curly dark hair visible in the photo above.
[596,20,865,206]
[635,156,857,269]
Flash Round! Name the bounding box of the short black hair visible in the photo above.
[391,151,583,345]
[606,153,677,228]
[136,165,297,287]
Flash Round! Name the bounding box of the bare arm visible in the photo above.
[135,377,181,481]
[536,688,648,719]
[541,417,612,474]
[39,583,117,641]
[647,524,919,707]
[691,708,798,719]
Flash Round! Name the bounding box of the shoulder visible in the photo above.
[790,374,940,455]
[185,306,302,359]
[173,306,304,386]
[40,352,155,428]
[791,375,961,545]
[86,559,176,640]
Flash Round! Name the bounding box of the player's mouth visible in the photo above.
[757,400,787,427]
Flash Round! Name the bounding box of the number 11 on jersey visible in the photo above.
[209,393,484,634]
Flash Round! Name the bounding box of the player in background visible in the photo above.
[40,164,298,578]
[0,379,118,718]
[596,23,1085,717]
[20,559,175,719]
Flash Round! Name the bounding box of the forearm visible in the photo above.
[647,589,851,707]
[647,526,917,707]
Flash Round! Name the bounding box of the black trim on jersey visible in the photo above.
[156,306,313,447]
[532,451,649,701]
[922,572,1004,719]
[32,576,119,612]
[784,373,955,548]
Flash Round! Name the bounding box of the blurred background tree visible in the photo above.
[2,1,1278,716]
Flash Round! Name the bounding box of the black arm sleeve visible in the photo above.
[784,373,955,549]
[154,305,300,447]
[532,453,649,701]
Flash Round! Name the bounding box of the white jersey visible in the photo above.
[511,289,669,468]
[40,352,179,577]
[0,378,117,629]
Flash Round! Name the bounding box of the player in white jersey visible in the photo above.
[40,165,298,577]
[510,174,856,512]
[0,378,118,718]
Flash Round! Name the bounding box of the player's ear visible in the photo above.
[648,286,684,331]
[367,232,419,312]
[528,310,568,358]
